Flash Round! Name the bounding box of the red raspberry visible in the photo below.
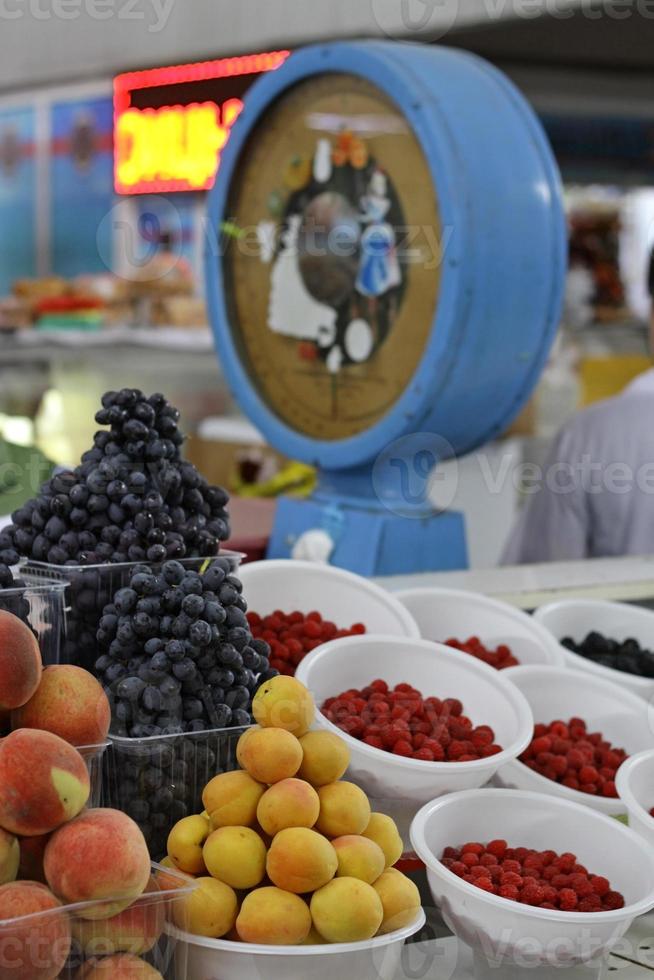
[474,878,496,893]
[521,884,545,905]
[392,740,413,757]
[487,839,507,858]
[363,735,383,749]
[502,860,522,875]
[450,861,467,877]
[470,865,492,879]
[590,876,610,897]
[603,892,625,911]
[559,889,578,911]
[499,885,519,900]
[579,765,599,784]
[413,748,435,761]
[461,842,485,856]
[531,736,552,755]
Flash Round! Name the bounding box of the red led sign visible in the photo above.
[114,50,290,194]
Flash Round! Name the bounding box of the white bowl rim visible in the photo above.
[296,634,534,773]
[410,788,654,924]
[616,749,654,827]
[239,559,420,637]
[534,599,654,690]
[499,663,648,815]
[166,906,426,954]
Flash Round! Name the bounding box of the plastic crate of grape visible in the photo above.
[102,725,246,860]
[0,574,66,666]
[23,553,243,673]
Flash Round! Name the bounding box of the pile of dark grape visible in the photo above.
[0,561,30,623]
[96,557,274,738]
[0,388,233,670]
[562,631,654,679]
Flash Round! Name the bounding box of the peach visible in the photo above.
[362,813,403,868]
[0,728,90,836]
[266,827,337,894]
[298,731,350,787]
[0,827,19,884]
[202,770,265,829]
[203,826,267,890]
[171,876,238,938]
[0,610,42,711]
[71,877,164,955]
[372,868,422,934]
[44,809,150,919]
[315,781,371,838]
[236,727,302,784]
[310,877,383,943]
[166,814,210,875]
[236,886,311,945]
[12,665,111,746]
[18,833,51,883]
[333,835,385,884]
[252,676,315,736]
[0,880,71,980]
[76,954,163,978]
[256,778,320,836]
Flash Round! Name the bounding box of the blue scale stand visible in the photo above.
[205,41,566,576]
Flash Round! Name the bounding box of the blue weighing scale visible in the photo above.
[205,41,566,576]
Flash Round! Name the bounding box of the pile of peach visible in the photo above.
[0,608,180,979]
[162,676,422,945]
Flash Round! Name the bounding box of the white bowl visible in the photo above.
[169,909,426,980]
[396,587,564,668]
[295,634,533,805]
[410,788,654,971]
[616,749,654,848]
[239,559,419,639]
[496,665,654,816]
[533,598,654,699]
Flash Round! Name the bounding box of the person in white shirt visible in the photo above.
[503,255,654,564]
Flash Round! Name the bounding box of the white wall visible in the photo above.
[0,0,548,93]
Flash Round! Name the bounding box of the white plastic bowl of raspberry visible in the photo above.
[616,748,654,849]
[396,586,565,668]
[295,634,534,805]
[410,788,654,976]
[495,664,654,817]
[238,559,420,645]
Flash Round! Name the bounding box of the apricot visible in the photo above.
[373,868,422,934]
[17,832,50,883]
[315,781,371,838]
[202,770,265,829]
[0,610,42,711]
[266,827,337,894]
[310,877,383,943]
[71,878,164,955]
[44,809,151,919]
[298,731,350,787]
[0,827,19,884]
[236,886,311,945]
[252,676,315,736]
[203,826,266,890]
[0,728,90,836]
[236,727,302,784]
[155,856,193,893]
[171,875,238,938]
[76,954,163,978]
[333,835,385,884]
[256,778,320,836]
[362,813,403,868]
[166,814,210,874]
[12,665,111,746]
[302,925,328,945]
[0,881,71,980]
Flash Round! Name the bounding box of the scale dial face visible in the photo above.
[222,72,441,442]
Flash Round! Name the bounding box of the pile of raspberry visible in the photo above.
[247,610,366,676]
[321,679,504,762]
[440,840,625,912]
[445,636,519,670]
[520,718,627,798]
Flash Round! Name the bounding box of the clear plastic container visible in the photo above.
[102,725,247,860]
[0,575,67,666]
[78,742,110,809]
[23,552,243,673]
[0,860,194,979]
